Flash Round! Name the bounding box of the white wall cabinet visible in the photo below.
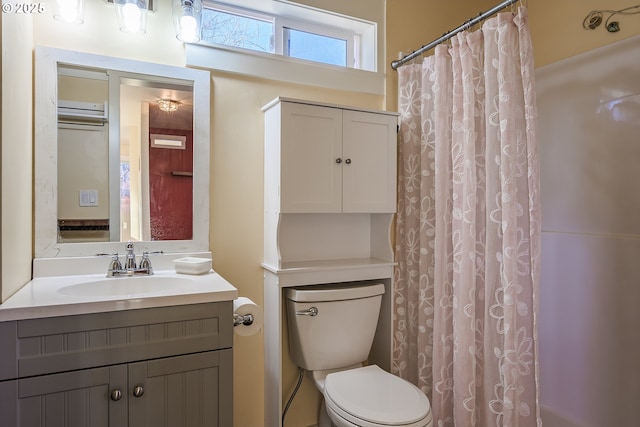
[267,99,397,214]
[261,98,398,427]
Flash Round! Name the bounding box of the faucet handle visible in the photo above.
[110,253,122,268]
[107,253,123,277]
[139,251,153,275]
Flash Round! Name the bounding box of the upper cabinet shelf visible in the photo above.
[263,98,398,214]
[263,98,398,274]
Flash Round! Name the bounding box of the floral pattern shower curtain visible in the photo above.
[393,8,541,427]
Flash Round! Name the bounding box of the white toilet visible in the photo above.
[285,282,433,427]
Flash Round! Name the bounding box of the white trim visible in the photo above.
[185,43,385,95]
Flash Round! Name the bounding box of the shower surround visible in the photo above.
[536,34,640,427]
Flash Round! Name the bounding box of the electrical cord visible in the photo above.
[583,4,640,32]
[282,367,305,426]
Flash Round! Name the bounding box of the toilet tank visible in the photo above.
[285,282,385,371]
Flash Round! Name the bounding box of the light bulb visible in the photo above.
[173,0,201,43]
[55,0,84,23]
[179,14,198,42]
[122,3,142,33]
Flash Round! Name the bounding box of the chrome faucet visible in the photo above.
[124,241,137,270]
[106,241,154,277]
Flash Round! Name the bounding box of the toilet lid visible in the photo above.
[324,365,430,425]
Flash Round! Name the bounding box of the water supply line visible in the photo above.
[282,367,305,426]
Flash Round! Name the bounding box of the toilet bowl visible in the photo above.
[285,282,432,427]
[323,365,432,427]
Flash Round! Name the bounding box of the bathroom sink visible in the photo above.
[57,276,195,297]
[0,267,239,322]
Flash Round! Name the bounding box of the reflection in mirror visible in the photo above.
[118,76,194,243]
[35,46,210,258]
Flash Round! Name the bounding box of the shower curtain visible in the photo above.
[393,8,541,427]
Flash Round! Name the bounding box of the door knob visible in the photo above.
[345,158,351,164]
[110,389,123,401]
[335,158,342,164]
[133,386,144,398]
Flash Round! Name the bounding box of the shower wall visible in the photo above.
[536,35,640,427]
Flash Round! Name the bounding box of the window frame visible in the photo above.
[187,1,384,95]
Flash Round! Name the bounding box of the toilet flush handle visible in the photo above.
[296,307,318,317]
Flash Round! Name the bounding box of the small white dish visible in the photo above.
[173,257,212,275]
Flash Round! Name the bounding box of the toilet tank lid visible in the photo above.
[285,282,385,302]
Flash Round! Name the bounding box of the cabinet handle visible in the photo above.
[110,389,123,401]
[133,386,145,398]
[335,158,342,164]
[345,158,352,164]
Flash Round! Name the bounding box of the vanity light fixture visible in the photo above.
[157,99,180,113]
[54,0,85,24]
[113,0,149,34]
[172,0,203,43]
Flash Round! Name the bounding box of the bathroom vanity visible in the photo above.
[261,98,398,427]
[0,270,237,427]
[9,45,236,426]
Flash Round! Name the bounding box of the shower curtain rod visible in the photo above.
[391,0,519,70]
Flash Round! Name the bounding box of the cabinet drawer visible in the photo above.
[0,302,232,380]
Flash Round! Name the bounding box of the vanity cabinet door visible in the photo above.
[0,365,127,427]
[128,349,233,427]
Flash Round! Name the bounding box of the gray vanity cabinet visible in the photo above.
[1,365,120,427]
[0,302,233,427]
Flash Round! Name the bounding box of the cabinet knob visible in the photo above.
[110,389,123,401]
[133,386,145,398]
[345,158,352,164]
[335,157,342,164]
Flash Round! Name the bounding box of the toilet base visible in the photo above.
[318,398,335,427]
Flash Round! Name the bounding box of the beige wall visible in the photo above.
[1,12,33,303]
[57,76,110,221]
[1,0,639,425]
[209,71,380,427]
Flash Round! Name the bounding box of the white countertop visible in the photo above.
[0,270,238,321]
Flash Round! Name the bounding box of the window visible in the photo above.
[201,8,274,53]
[199,2,364,70]
[284,28,349,67]
[186,1,383,95]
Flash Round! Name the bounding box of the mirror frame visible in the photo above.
[34,46,211,258]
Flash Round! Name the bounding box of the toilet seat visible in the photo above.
[323,365,432,427]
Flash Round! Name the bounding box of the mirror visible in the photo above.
[35,46,211,258]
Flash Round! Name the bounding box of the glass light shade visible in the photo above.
[157,99,180,113]
[114,0,148,34]
[54,0,85,24]
[173,0,202,43]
